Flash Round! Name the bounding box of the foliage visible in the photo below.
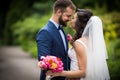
[12,2,53,58]
[3,0,34,45]
[108,59,120,80]
[72,0,120,11]
[100,12,120,79]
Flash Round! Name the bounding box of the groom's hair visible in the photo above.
[53,0,76,13]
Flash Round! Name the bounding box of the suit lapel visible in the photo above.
[47,21,65,50]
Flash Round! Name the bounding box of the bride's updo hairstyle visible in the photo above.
[72,9,93,43]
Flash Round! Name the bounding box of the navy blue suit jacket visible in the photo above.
[36,21,70,80]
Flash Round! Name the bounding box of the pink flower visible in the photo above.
[38,61,47,69]
[67,34,72,41]
[38,55,64,73]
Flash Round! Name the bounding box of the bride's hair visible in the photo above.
[72,9,93,43]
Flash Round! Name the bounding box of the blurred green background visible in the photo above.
[0,0,120,79]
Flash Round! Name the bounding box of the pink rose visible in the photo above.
[38,61,47,69]
[67,34,72,41]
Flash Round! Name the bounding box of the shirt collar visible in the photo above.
[49,19,59,29]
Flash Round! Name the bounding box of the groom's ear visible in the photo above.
[56,9,62,16]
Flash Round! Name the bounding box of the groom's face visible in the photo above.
[59,7,74,26]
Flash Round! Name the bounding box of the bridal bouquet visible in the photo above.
[38,55,64,72]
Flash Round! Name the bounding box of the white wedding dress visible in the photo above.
[68,39,87,71]
[68,16,110,80]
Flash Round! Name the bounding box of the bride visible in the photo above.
[46,9,110,80]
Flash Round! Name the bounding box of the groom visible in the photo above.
[36,0,76,80]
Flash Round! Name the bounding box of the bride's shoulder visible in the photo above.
[74,38,87,48]
[73,39,84,47]
[76,38,88,43]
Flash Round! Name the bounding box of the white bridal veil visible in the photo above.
[81,16,110,80]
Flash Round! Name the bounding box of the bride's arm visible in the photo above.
[46,41,87,78]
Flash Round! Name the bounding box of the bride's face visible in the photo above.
[70,13,77,29]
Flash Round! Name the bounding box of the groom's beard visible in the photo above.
[59,15,67,27]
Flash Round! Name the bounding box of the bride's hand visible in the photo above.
[46,70,63,77]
